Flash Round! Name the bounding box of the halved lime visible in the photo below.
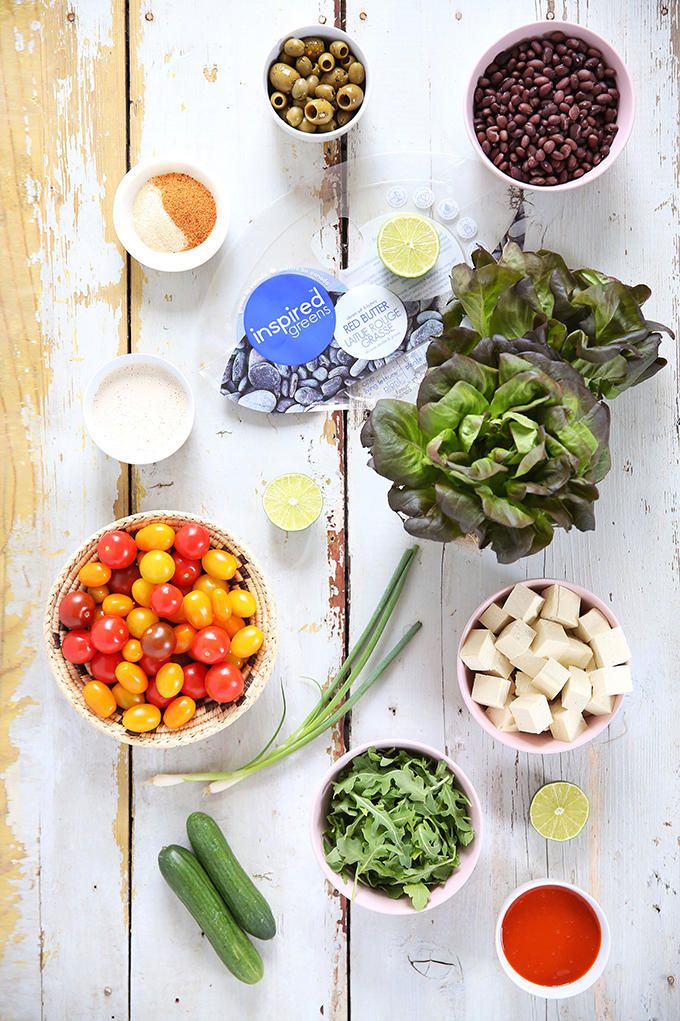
[377,213,441,278]
[262,473,323,531]
[529,781,590,841]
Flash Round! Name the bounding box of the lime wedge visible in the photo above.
[529,781,590,841]
[262,473,323,531]
[377,213,441,278]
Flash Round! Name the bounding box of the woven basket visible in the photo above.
[44,511,278,747]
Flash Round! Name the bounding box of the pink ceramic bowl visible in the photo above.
[457,579,626,754]
[464,21,634,192]
[309,739,483,914]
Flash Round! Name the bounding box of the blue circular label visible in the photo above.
[242,272,336,366]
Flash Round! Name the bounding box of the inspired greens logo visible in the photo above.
[243,272,336,366]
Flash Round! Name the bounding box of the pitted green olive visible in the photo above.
[314,83,335,103]
[304,98,334,125]
[317,118,338,134]
[305,74,320,97]
[295,55,313,77]
[291,78,309,101]
[301,37,325,61]
[286,106,304,127]
[336,109,355,127]
[298,117,318,133]
[283,37,305,57]
[276,51,295,67]
[329,40,349,60]
[320,67,348,89]
[317,52,335,73]
[269,62,300,93]
[336,83,364,111]
[270,91,287,110]
[339,53,354,69]
[347,61,365,85]
[291,97,307,108]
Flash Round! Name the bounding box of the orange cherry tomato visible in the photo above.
[173,623,197,655]
[135,522,176,552]
[87,585,110,604]
[224,614,245,638]
[93,605,105,621]
[166,602,188,625]
[82,680,117,719]
[114,661,149,694]
[227,588,257,619]
[111,683,145,710]
[139,550,175,585]
[224,651,245,669]
[127,606,159,639]
[183,590,213,629]
[155,662,184,699]
[163,695,196,730]
[122,703,161,733]
[121,638,143,662]
[78,562,112,587]
[230,625,264,659]
[201,549,238,581]
[131,578,155,608]
[193,574,224,598]
[211,587,232,623]
[102,593,134,618]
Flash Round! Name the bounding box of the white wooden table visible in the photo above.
[2,2,679,1017]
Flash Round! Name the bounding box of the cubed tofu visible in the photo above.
[590,664,633,696]
[540,584,581,628]
[561,667,592,713]
[502,584,545,624]
[509,692,553,734]
[557,635,594,671]
[495,619,536,660]
[460,629,497,672]
[531,618,570,661]
[584,692,615,716]
[485,704,519,733]
[471,672,512,709]
[508,648,547,678]
[589,626,631,669]
[479,602,513,634]
[573,607,611,643]
[487,646,514,679]
[532,657,570,700]
[514,671,537,694]
[550,706,588,743]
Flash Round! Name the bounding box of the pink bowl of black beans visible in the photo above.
[464,22,634,191]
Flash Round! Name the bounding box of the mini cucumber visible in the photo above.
[186,812,276,941]
[158,844,263,984]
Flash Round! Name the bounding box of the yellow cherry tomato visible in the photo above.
[201,549,238,581]
[227,588,257,619]
[115,661,149,694]
[131,578,155,607]
[87,585,110,604]
[224,614,245,638]
[111,683,145,710]
[230,625,264,659]
[193,574,224,598]
[211,587,232,624]
[78,562,112,587]
[122,703,161,733]
[83,680,117,719]
[163,695,196,730]
[127,606,159,639]
[183,590,213,629]
[156,662,184,699]
[139,550,175,585]
[173,623,197,655]
[224,651,245,669]
[135,522,176,552]
[121,638,143,662]
[102,593,134,618]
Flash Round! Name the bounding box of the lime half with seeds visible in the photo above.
[262,473,323,531]
[376,213,441,278]
[530,781,590,841]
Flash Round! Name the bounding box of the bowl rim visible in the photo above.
[308,737,483,914]
[495,877,611,997]
[112,154,230,272]
[82,353,196,465]
[456,578,626,754]
[463,20,635,193]
[262,24,371,143]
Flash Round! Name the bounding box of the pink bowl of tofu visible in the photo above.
[457,579,630,754]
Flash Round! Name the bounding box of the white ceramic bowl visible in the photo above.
[112,155,230,271]
[83,353,195,464]
[464,21,634,192]
[457,578,626,754]
[495,878,610,998]
[309,738,483,914]
[263,25,371,143]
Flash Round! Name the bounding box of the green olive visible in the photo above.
[320,67,348,89]
[304,98,334,125]
[270,91,287,110]
[269,62,300,93]
[276,51,295,67]
[295,55,313,77]
[329,40,349,60]
[301,37,325,61]
[314,83,335,103]
[339,53,354,69]
[348,61,365,85]
[298,117,318,133]
[305,74,320,97]
[291,78,309,100]
[286,106,304,127]
[317,118,338,134]
[283,37,305,57]
[291,97,307,108]
[335,109,355,127]
[336,83,363,111]
[318,52,335,73]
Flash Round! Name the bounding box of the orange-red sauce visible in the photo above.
[501,885,601,987]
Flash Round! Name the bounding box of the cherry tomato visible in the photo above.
[191,625,231,665]
[140,621,177,660]
[61,629,95,664]
[173,623,197,655]
[170,552,202,589]
[145,678,175,709]
[87,585,110,604]
[201,549,238,581]
[111,683,145,710]
[156,662,184,699]
[224,614,245,638]
[135,522,176,552]
[83,680,117,718]
[97,530,137,569]
[108,564,141,597]
[181,662,208,699]
[230,624,264,659]
[193,574,224,598]
[59,591,96,629]
[163,695,196,730]
[211,587,232,623]
[121,638,143,662]
[102,593,134,618]
[114,661,149,694]
[127,606,159,639]
[183,590,213,629]
[78,561,112,587]
[150,583,184,618]
[205,662,244,703]
[90,615,129,654]
[139,550,175,585]
[138,653,171,677]
[93,605,105,622]
[90,651,123,684]
[224,651,245,669]
[174,522,210,560]
[122,703,161,733]
[227,588,257,619]
[166,603,188,625]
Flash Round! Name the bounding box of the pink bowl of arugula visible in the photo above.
[309,739,483,913]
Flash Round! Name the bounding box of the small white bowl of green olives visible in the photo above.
[263,25,370,142]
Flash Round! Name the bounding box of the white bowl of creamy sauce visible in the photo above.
[83,354,195,464]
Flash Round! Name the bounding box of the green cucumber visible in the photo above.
[186,812,276,941]
[158,844,263,984]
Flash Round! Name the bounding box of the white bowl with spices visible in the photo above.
[112,155,230,272]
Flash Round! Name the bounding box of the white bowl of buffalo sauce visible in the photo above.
[83,354,195,465]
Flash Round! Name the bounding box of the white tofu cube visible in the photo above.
[573,607,611,643]
[550,706,588,743]
[557,635,593,671]
[487,646,514,679]
[531,618,570,661]
[460,629,497,672]
[514,671,537,694]
[589,626,631,668]
[508,648,547,678]
[532,657,570,700]
[485,704,519,732]
[495,619,536,660]
[471,672,512,709]
[502,584,545,624]
[479,602,513,634]
[590,664,633,696]
[584,692,615,716]
[509,692,553,734]
[540,584,581,628]
[561,667,592,713]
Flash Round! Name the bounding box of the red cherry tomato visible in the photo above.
[138,653,171,677]
[140,621,177,660]
[90,614,130,654]
[170,552,203,589]
[174,522,210,560]
[145,678,175,709]
[59,591,96,629]
[205,662,244,703]
[163,695,196,730]
[61,629,96,664]
[97,530,138,569]
[150,583,184,618]
[90,651,123,684]
[108,564,141,597]
[181,662,208,699]
[191,625,231,665]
